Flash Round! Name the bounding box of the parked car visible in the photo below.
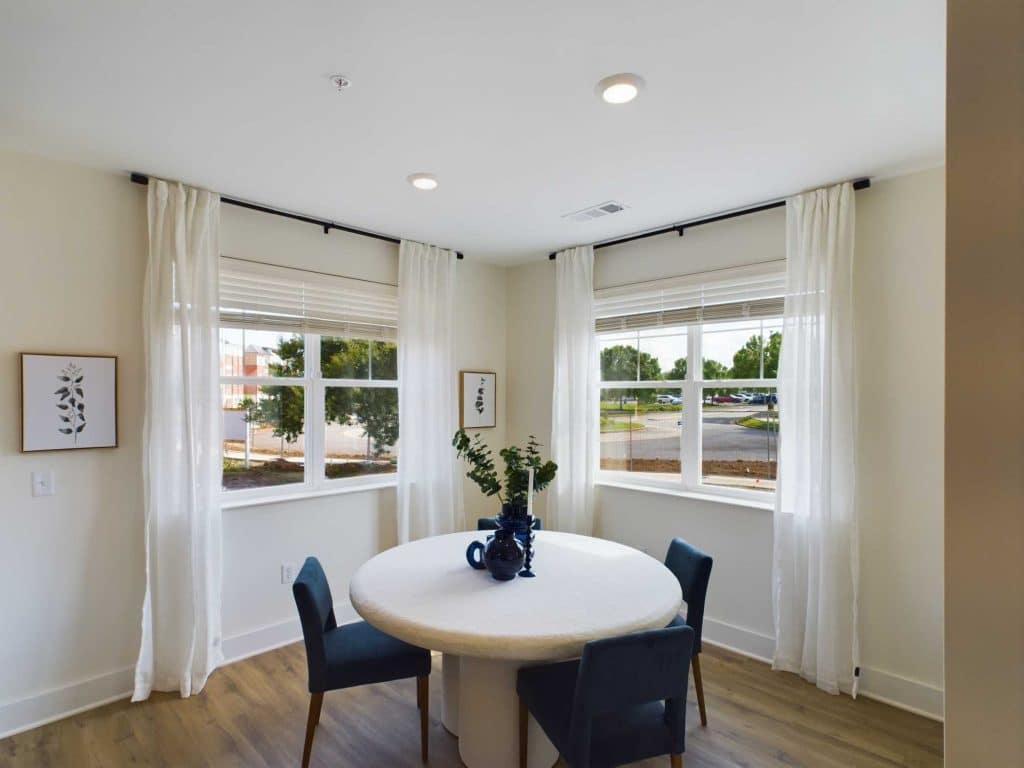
[655,394,681,405]
[710,394,742,404]
[749,393,779,405]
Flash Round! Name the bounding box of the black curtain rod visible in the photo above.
[548,177,870,259]
[129,172,464,259]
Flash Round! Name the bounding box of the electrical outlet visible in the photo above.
[281,564,296,584]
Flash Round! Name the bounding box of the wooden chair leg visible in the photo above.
[417,675,429,762]
[302,692,324,768]
[518,695,528,768]
[671,753,683,768]
[692,653,708,727]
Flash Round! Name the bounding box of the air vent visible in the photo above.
[562,201,628,223]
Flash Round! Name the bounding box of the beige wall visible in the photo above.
[0,149,509,736]
[506,167,946,718]
[504,261,556,521]
[0,150,147,734]
[945,1,1024,763]
[856,169,945,697]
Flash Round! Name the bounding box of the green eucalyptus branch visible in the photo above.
[453,429,557,506]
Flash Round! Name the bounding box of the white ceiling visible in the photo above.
[0,1,944,263]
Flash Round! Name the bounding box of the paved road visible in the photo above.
[601,406,778,462]
[226,419,392,459]
[229,406,776,464]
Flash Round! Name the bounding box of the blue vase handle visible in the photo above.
[466,540,486,570]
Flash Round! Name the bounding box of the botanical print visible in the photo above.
[461,371,496,429]
[475,377,486,415]
[22,353,116,452]
[55,361,86,444]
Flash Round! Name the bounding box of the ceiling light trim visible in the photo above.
[596,73,645,104]
[407,173,439,191]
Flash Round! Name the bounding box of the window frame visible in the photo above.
[220,329,399,505]
[597,318,779,505]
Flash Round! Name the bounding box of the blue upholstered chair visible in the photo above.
[516,625,695,768]
[292,557,432,767]
[477,516,542,531]
[664,538,713,726]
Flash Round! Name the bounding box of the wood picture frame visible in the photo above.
[20,352,119,452]
[459,370,496,429]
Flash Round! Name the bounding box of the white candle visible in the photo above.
[527,466,535,519]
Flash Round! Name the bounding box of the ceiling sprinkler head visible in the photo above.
[331,74,352,91]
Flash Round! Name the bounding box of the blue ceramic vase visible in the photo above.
[466,525,525,581]
[498,503,536,546]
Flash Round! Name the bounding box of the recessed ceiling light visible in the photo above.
[596,73,644,104]
[407,173,438,191]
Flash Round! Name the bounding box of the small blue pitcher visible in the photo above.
[466,527,525,581]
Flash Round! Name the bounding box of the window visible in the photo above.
[595,263,784,501]
[219,258,399,500]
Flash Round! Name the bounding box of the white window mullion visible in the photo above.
[306,333,322,490]
[681,323,701,489]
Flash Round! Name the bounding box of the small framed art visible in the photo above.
[459,370,496,429]
[21,353,118,452]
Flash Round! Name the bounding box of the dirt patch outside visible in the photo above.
[600,457,776,481]
[223,457,396,490]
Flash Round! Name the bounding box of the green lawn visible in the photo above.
[600,401,682,414]
[736,416,780,431]
[600,417,645,433]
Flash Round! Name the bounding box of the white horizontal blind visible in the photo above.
[219,257,398,341]
[594,261,785,333]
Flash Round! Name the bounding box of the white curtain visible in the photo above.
[134,180,223,701]
[397,241,463,542]
[772,182,859,696]
[549,246,598,535]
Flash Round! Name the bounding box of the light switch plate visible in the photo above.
[32,470,55,497]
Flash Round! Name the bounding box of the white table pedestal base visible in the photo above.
[446,654,559,768]
[441,653,460,735]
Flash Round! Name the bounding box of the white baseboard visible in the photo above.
[702,616,775,662]
[857,666,944,721]
[0,602,941,740]
[0,601,358,741]
[221,600,358,663]
[0,665,134,741]
[701,614,944,721]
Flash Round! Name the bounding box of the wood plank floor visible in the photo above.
[0,643,942,767]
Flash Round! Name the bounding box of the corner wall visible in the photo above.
[0,150,147,736]
[505,167,946,718]
[0,149,508,737]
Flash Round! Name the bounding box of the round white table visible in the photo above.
[349,530,682,768]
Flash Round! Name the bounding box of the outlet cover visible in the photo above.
[32,470,55,497]
[281,564,296,584]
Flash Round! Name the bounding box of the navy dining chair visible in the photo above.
[664,538,713,726]
[477,516,542,531]
[516,625,695,768]
[292,557,432,767]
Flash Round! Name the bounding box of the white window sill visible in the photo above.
[595,478,774,512]
[221,478,398,510]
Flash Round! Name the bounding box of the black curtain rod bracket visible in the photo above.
[550,177,869,258]
[130,172,463,259]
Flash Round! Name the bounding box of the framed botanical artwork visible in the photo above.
[460,370,496,429]
[21,353,118,452]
